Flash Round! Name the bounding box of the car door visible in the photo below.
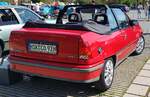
[112,8,135,61]
[102,8,128,62]
[0,9,23,51]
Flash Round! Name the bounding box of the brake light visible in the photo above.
[9,31,25,53]
[79,39,92,60]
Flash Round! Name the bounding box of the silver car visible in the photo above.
[0,5,45,57]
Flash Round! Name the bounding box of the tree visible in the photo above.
[118,0,136,6]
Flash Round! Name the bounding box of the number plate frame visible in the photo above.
[27,41,58,55]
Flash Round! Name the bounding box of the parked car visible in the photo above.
[0,5,49,57]
[0,2,9,6]
[8,5,145,91]
[110,4,130,12]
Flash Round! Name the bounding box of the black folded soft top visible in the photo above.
[23,21,111,35]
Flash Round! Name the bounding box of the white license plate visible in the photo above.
[28,42,57,54]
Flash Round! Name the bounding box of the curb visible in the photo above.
[123,59,150,97]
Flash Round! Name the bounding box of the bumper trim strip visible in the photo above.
[10,60,104,73]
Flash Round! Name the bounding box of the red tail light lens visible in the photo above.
[79,47,91,60]
[79,40,92,60]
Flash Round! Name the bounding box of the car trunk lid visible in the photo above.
[10,28,86,64]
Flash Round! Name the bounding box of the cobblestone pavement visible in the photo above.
[0,11,149,97]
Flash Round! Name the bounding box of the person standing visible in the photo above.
[144,2,149,19]
[35,3,40,13]
[66,0,75,16]
[137,2,143,19]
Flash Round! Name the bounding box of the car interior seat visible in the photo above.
[66,13,82,24]
[94,13,108,25]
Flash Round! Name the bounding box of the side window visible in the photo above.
[106,9,118,31]
[15,8,41,23]
[112,8,129,28]
[0,9,18,26]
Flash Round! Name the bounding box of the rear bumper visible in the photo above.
[9,58,104,83]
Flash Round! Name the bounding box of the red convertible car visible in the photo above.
[8,5,145,91]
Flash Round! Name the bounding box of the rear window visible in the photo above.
[0,9,18,26]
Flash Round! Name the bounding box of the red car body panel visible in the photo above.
[8,5,143,83]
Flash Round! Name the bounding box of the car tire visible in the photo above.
[94,58,114,91]
[133,36,145,55]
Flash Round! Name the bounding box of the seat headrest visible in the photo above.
[68,13,82,23]
[94,13,108,25]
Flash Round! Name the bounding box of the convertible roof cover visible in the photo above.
[24,21,111,34]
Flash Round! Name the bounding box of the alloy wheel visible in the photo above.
[104,60,114,86]
[136,37,145,54]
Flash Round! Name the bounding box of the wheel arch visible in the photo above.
[111,55,117,66]
[105,55,117,66]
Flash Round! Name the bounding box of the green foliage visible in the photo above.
[118,0,137,6]
[0,0,10,2]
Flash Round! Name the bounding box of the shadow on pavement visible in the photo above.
[0,76,102,97]
[30,77,102,97]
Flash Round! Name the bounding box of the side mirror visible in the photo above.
[130,20,138,26]
[119,21,129,28]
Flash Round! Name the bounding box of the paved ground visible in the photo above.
[0,11,149,97]
[123,60,150,97]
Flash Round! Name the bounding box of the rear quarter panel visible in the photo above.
[80,32,119,64]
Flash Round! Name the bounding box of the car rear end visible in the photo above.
[9,28,104,83]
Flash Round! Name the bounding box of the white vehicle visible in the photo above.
[0,5,46,57]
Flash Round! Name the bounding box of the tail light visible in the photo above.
[9,31,24,53]
[79,40,103,61]
[79,47,91,60]
[79,40,92,60]
[9,32,15,52]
